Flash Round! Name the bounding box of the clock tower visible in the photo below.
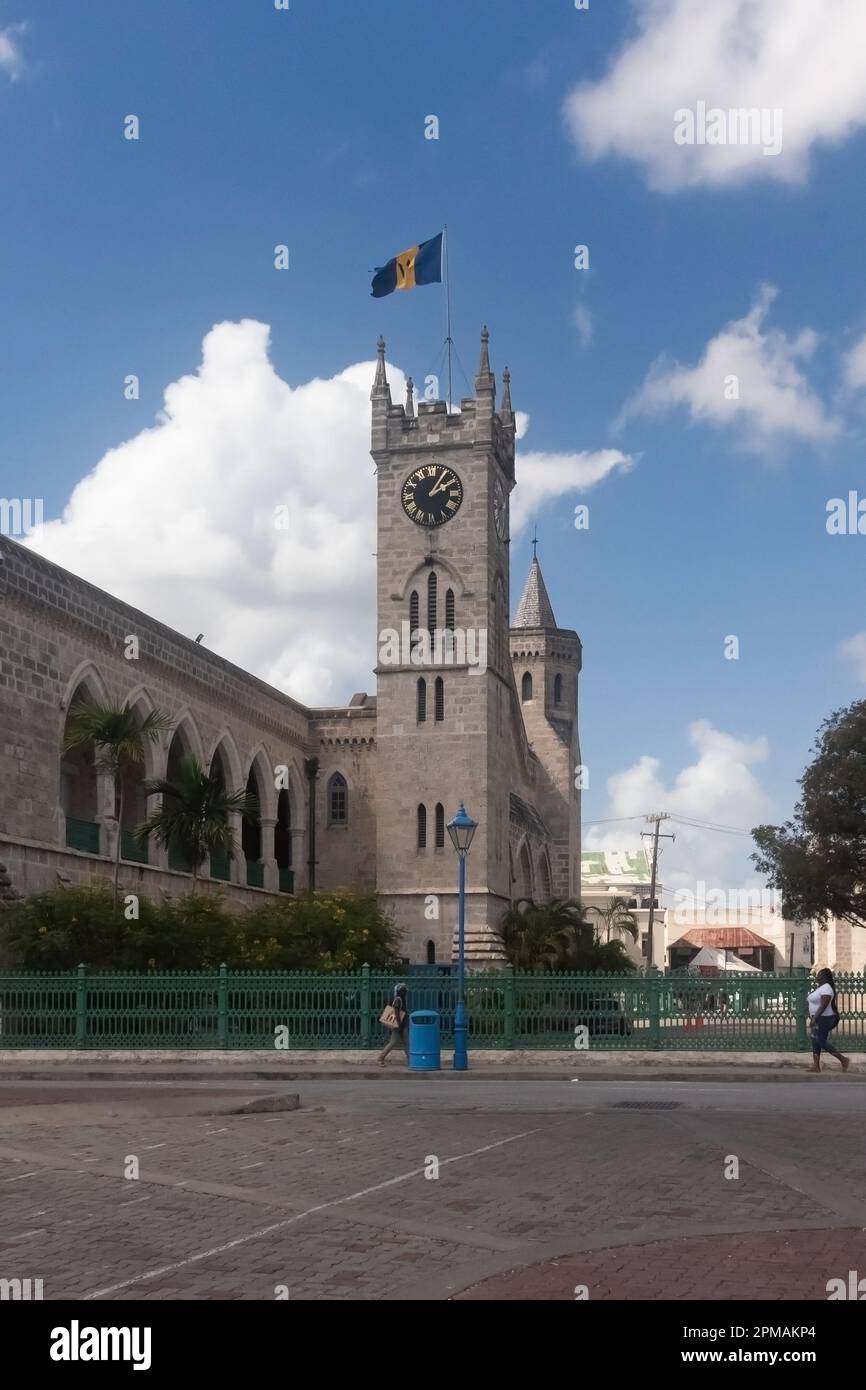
[371,328,518,961]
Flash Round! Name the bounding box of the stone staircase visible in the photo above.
[452,923,507,965]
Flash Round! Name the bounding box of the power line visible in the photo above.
[584,812,753,836]
[582,814,648,826]
[670,815,753,837]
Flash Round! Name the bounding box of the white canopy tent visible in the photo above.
[688,946,763,974]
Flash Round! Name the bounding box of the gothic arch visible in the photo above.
[513,836,535,902]
[166,708,206,769]
[395,554,472,602]
[59,667,108,832]
[206,728,244,795]
[285,760,305,826]
[245,744,277,823]
[536,850,552,905]
[327,770,349,825]
[61,660,110,713]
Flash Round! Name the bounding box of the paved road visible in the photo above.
[0,1077,863,1301]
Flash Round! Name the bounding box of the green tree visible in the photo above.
[138,754,258,891]
[586,894,639,945]
[500,898,588,970]
[752,699,866,931]
[62,699,171,903]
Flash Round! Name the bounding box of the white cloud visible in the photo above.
[0,23,25,80]
[618,284,840,448]
[842,333,866,392]
[27,321,386,706]
[573,304,593,348]
[839,633,866,683]
[26,320,625,702]
[564,0,866,192]
[585,720,772,893]
[510,447,634,533]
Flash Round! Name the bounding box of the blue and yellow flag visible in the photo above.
[371,232,443,298]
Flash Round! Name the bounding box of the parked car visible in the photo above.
[572,992,633,1038]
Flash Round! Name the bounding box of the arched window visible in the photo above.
[164,728,196,873]
[554,673,563,705]
[444,587,456,660]
[521,671,533,702]
[409,590,420,650]
[427,571,438,632]
[60,688,100,855]
[538,853,552,904]
[275,787,291,869]
[328,773,348,825]
[435,803,445,848]
[495,575,506,674]
[207,749,231,880]
[242,767,262,862]
[434,677,444,722]
[417,804,427,849]
[426,940,436,965]
[416,677,427,723]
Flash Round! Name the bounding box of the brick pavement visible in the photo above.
[0,1081,864,1300]
[454,1229,866,1301]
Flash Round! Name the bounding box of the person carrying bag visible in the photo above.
[378,982,409,1066]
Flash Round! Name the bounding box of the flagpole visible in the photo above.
[443,223,453,412]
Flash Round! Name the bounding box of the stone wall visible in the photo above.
[0,535,316,903]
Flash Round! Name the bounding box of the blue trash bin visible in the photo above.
[409,1010,441,1071]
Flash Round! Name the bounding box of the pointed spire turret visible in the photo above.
[405,376,415,418]
[513,550,557,630]
[371,335,392,411]
[500,366,514,424]
[475,325,495,394]
[374,336,387,387]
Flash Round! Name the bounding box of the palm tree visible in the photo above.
[138,754,259,891]
[500,897,592,971]
[62,699,172,903]
[587,895,639,946]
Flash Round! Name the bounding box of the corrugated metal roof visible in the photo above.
[672,927,774,949]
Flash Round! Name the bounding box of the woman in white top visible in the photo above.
[807,969,849,1073]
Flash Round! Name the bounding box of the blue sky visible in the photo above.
[3,0,866,892]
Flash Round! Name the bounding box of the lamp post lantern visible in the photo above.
[447,803,478,1072]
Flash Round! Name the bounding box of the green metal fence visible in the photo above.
[0,967,864,1051]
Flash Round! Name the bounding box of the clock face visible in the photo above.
[493,477,507,541]
[401,464,464,528]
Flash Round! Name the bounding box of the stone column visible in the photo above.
[96,769,117,862]
[290,827,305,892]
[228,810,244,885]
[261,816,277,892]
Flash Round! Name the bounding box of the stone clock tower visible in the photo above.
[371,329,525,961]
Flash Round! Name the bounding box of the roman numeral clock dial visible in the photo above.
[401,465,464,527]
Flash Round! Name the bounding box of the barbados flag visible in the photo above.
[371,232,443,298]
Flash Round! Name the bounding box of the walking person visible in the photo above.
[807,968,849,1073]
[378,982,409,1066]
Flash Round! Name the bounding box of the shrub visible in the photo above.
[0,886,400,972]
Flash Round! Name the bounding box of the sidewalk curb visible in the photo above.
[1,1048,856,1067]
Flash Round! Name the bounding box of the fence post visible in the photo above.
[360,963,371,1048]
[647,969,661,1049]
[218,963,228,1049]
[795,966,809,1051]
[503,964,515,1049]
[75,962,87,1050]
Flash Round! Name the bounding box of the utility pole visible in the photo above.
[641,813,674,971]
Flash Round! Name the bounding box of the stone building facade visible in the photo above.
[0,331,582,962]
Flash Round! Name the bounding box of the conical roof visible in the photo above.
[513,556,557,629]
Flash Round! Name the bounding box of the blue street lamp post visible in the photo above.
[447,803,478,1072]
